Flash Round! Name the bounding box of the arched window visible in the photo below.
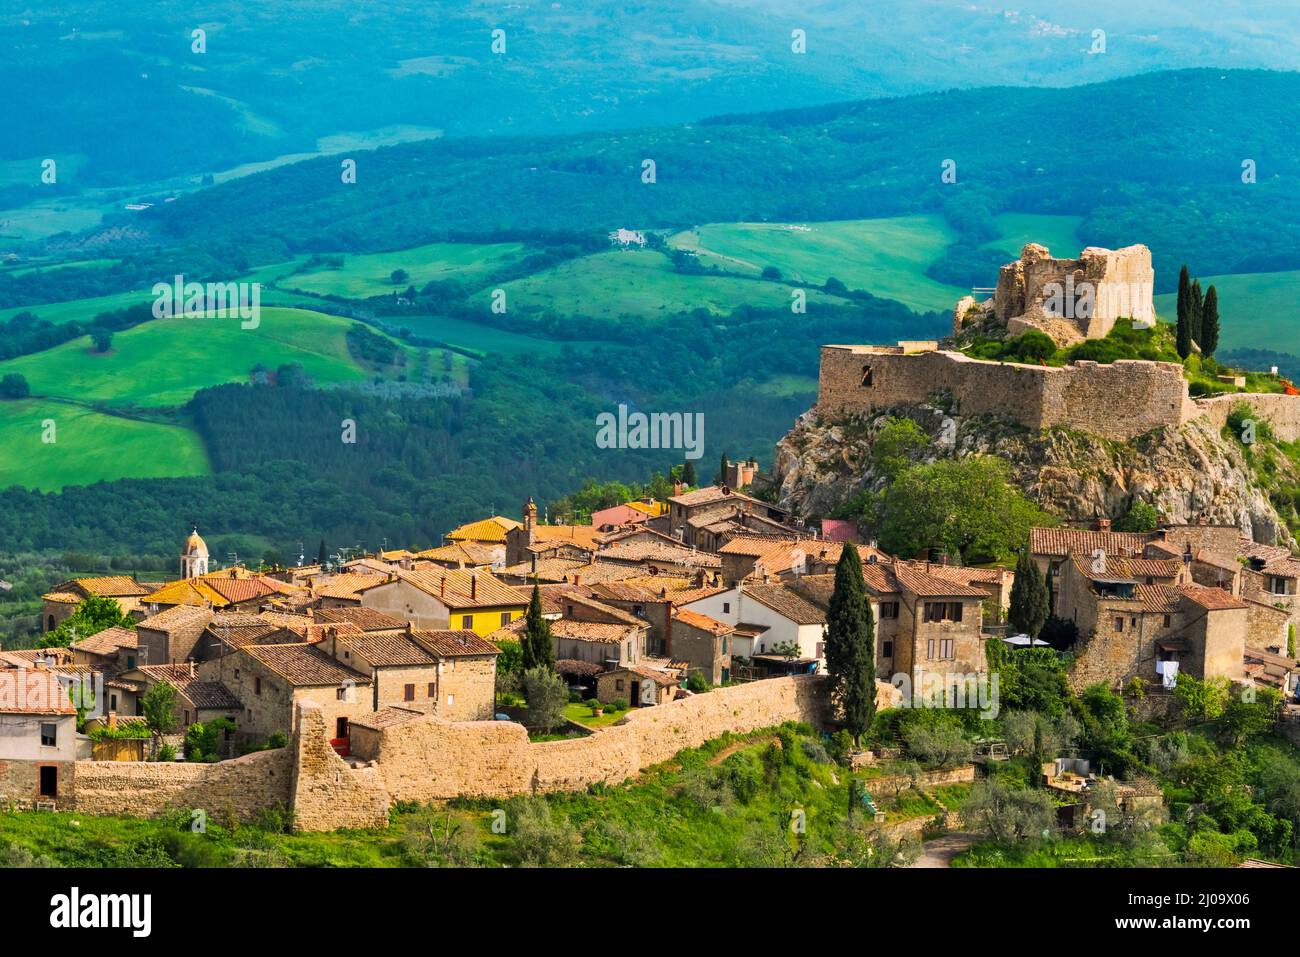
[860,364,874,387]
[47,615,55,631]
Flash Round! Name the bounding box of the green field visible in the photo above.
[0,307,390,406]
[0,399,210,492]
[388,315,601,356]
[281,242,530,298]
[0,288,153,326]
[1154,269,1300,357]
[497,247,858,321]
[669,215,963,312]
[984,213,1084,260]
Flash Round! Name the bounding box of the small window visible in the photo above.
[566,605,574,616]
[616,679,625,691]
[427,682,436,697]
[880,601,900,619]
[126,655,136,669]
[336,687,346,701]
[500,612,512,626]
[940,639,954,660]
[255,676,262,695]
[882,640,894,658]
[447,694,454,705]
[721,637,728,654]
[183,710,191,725]
[1163,614,1172,628]
[40,723,57,747]
[110,693,118,711]
[722,602,730,614]
[860,364,874,387]
[404,683,415,702]
[1114,617,1124,632]
[461,615,473,630]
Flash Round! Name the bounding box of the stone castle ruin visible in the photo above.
[954,242,1155,346]
[819,242,1300,443]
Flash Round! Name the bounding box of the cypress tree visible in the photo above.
[715,451,730,486]
[1191,279,1204,348]
[1175,265,1192,359]
[1008,549,1049,640]
[825,543,876,743]
[1201,285,1220,357]
[317,539,327,566]
[681,459,697,487]
[523,584,554,672]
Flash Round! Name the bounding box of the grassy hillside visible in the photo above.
[281,242,531,298]
[0,400,210,492]
[1154,268,1300,358]
[0,307,389,407]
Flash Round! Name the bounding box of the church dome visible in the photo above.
[183,527,209,557]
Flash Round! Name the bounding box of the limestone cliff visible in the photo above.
[771,400,1296,548]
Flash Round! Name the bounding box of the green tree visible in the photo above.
[91,328,113,353]
[521,667,567,733]
[521,585,554,673]
[869,416,928,480]
[1008,549,1050,640]
[317,539,327,566]
[1175,264,1193,359]
[391,268,409,284]
[141,680,178,759]
[825,543,875,743]
[39,594,133,648]
[1191,278,1204,347]
[1201,284,1220,356]
[1115,500,1159,532]
[680,459,697,487]
[715,451,730,486]
[876,456,1053,564]
[0,373,30,399]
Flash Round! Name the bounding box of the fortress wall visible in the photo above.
[1195,393,1300,443]
[818,346,1190,441]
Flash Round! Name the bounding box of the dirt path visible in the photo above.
[909,832,979,868]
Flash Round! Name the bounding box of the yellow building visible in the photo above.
[358,568,527,637]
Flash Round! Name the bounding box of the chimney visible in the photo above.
[531,553,538,574]
[470,574,477,600]
[189,660,195,678]
[107,711,117,730]
[440,576,446,597]
[673,481,683,496]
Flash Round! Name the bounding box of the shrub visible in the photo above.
[611,698,629,712]
[686,672,709,693]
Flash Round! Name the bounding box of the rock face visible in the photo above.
[771,402,1294,548]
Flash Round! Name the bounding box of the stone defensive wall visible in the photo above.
[817,343,1300,443]
[353,674,830,802]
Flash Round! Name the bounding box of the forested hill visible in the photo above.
[125,68,1300,286]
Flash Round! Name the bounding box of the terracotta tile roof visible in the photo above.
[608,663,678,686]
[410,629,502,658]
[0,649,74,668]
[557,659,605,678]
[256,611,316,637]
[917,563,1005,586]
[133,666,244,710]
[743,583,827,625]
[501,557,589,582]
[137,604,213,633]
[668,485,759,508]
[205,615,285,648]
[72,626,138,656]
[350,706,427,730]
[40,591,81,604]
[342,631,438,667]
[1194,550,1240,572]
[530,524,600,548]
[415,541,502,565]
[891,562,988,597]
[1179,583,1248,610]
[550,620,638,644]
[313,573,389,600]
[312,607,408,631]
[718,535,802,557]
[597,541,722,568]
[445,516,522,543]
[0,668,76,714]
[144,578,229,607]
[201,577,281,605]
[72,575,150,597]
[1137,585,1181,614]
[372,569,527,610]
[242,643,371,687]
[1029,527,1151,559]
[672,609,733,636]
[1260,557,1300,579]
[558,592,645,626]
[1238,537,1292,563]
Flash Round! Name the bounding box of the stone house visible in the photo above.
[311,606,408,636]
[596,664,678,707]
[504,498,601,567]
[197,643,372,747]
[122,662,243,731]
[41,575,150,633]
[681,581,827,668]
[666,485,788,549]
[669,609,733,685]
[0,668,78,803]
[69,626,142,671]
[408,630,500,721]
[316,625,442,716]
[358,568,526,637]
[135,604,214,666]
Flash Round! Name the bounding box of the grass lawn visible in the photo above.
[0,307,393,407]
[1154,268,1300,358]
[282,242,530,298]
[0,399,210,492]
[497,247,857,321]
[668,215,963,312]
[385,315,602,357]
[0,288,153,326]
[563,701,630,728]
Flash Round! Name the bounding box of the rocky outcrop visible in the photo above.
[772,401,1294,547]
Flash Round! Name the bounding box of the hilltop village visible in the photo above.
[2,243,1299,845]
